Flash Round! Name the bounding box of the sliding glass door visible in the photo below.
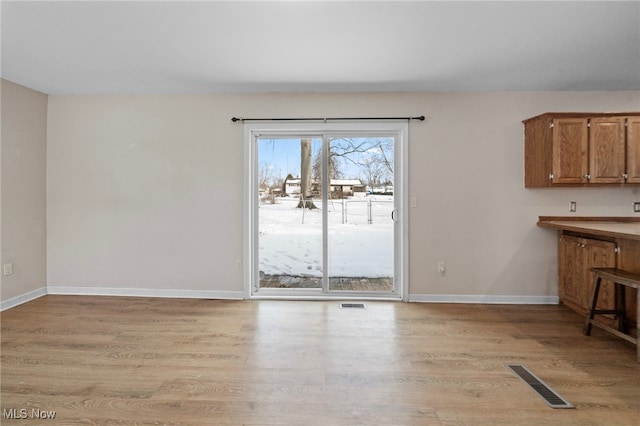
[245,123,407,299]
[326,136,395,292]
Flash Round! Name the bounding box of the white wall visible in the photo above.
[45,91,640,300]
[411,91,639,301]
[1,80,48,308]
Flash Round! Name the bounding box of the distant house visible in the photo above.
[284,177,302,195]
[283,176,365,197]
[371,185,394,194]
[259,183,283,199]
[328,179,365,196]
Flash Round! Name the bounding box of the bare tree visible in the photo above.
[297,139,317,209]
[330,138,393,176]
[361,157,386,189]
[258,162,275,190]
[374,139,394,175]
[296,137,394,207]
[313,148,342,181]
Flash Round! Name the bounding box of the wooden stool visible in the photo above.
[583,267,640,362]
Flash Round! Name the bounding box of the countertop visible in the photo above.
[537,217,640,241]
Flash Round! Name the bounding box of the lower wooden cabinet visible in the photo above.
[539,218,639,338]
[558,235,617,314]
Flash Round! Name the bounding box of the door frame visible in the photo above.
[243,121,409,301]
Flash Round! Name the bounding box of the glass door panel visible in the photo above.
[327,137,395,292]
[257,137,323,290]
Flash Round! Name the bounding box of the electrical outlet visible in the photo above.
[3,263,14,276]
[634,202,640,213]
[438,261,446,273]
[410,197,417,208]
[570,201,577,212]
[235,259,242,270]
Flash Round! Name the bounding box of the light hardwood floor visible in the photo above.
[1,296,638,425]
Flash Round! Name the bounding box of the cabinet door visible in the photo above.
[589,117,626,184]
[552,118,589,184]
[558,235,585,309]
[627,116,640,184]
[585,239,617,311]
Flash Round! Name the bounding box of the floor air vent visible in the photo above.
[340,303,366,309]
[507,364,574,409]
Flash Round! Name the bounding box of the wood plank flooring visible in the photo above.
[1,296,638,425]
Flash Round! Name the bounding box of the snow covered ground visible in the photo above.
[259,196,394,278]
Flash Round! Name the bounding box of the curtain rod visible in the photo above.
[231,116,425,123]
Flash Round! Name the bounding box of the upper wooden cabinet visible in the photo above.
[523,112,640,187]
[590,117,626,184]
[627,116,640,184]
[552,117,589,185]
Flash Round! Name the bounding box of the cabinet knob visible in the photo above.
[622,173,628,180]
[583,174,591,180]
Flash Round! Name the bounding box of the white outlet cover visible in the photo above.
[3,263,13,276]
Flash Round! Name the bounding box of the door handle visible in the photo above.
[391,209,399,223]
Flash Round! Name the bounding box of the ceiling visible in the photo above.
[2,1,639,95]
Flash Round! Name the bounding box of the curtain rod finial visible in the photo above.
[231,117,242,123]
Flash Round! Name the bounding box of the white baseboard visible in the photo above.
[2,287,559,311]
[47,286,244,300]
[409,294,559,304]
[0,286,47,311]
